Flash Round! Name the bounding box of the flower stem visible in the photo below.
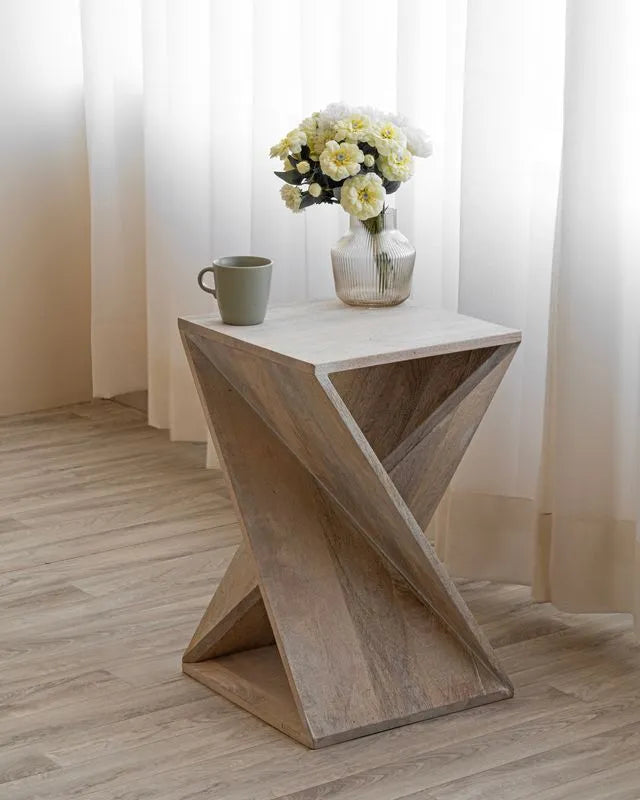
[362,206,393,294]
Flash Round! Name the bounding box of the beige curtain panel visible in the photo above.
[77,0,640,631]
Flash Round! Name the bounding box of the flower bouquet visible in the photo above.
[271,103,432,306]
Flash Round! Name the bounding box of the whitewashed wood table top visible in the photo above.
[179,300,522,373]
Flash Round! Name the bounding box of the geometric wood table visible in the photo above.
[179,301,521,748]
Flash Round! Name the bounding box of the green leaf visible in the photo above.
[299,192,317,210]
[300,144,311,160]
[274,170,305,185]
[384,180,401,194]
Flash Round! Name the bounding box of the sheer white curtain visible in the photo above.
[80,0,640,631]
[533,1,640,622]
[81,0,465,440]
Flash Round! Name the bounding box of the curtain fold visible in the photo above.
[80,0,640,631]
[81,0,146,400]
[533,0,640,632]
[434,0,566,588]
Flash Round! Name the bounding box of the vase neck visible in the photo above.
[350,208,397,232]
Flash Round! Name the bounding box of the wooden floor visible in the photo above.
[1,401,640,800]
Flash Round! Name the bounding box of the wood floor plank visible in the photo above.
[0,746,58,785]
[47,695,259,766]
[530,759,640,800]
[263,691,640,800]
[1,669,131,718]
[0,505,235,574]
[0,525,240,598]
[426,720,640,800]
[0,400,637,799]
[0,678,206,751]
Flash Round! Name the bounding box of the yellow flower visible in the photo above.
[308,182,322,198]
[300,114,334,160]
[319,141,364,181]
[296,160,311,174]
[377,147,414,182]
[300,113,320,142]
[269,128,307,159]
[368,121,406,156]
[340,172,385,220]
[363,153,375,168]
[313,130,334,159]
[280,184,303,213]
[334,114,371,143]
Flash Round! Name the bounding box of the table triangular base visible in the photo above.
[183,526,510,747]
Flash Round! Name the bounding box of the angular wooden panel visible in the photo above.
[183,647,311,746]
[180,328,517,748]
[329,343,518,529]
[329,347,498,463]
[387,345,518,529]
[182,541,273,663]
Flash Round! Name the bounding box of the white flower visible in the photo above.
[357,105,386,124]
[377,147,414,182]
[270,140,288,159]
[319,141,364,181]
[340,172,385,220]
[319,103,353,124]
[280,184,303,213]
[334,114,371,143]
[269,128,307,159]
[387,111,409,128]
[273,106,432,217]
[368,121,407,156]
[301,114,334,160]
[404,126,433,158]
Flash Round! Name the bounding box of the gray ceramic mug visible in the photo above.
[198,256,272,325]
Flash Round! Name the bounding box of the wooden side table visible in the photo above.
[179,301,521,748]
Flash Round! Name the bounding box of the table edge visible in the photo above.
[178,316,522,374]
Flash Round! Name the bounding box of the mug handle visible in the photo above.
[197,266,217,297]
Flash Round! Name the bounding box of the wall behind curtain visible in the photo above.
[0,0,91,415]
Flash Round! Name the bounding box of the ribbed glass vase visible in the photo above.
[331,208,415,307]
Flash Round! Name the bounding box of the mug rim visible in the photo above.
[212,255,272,269]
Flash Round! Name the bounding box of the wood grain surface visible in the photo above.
[183,541,273,663]
[185,331,512,688]
[184,337,510,745]
[180,314,522,747]
[179,300,521,373]
[0,401,638,797]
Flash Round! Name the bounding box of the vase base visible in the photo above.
[337,295,410,308]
